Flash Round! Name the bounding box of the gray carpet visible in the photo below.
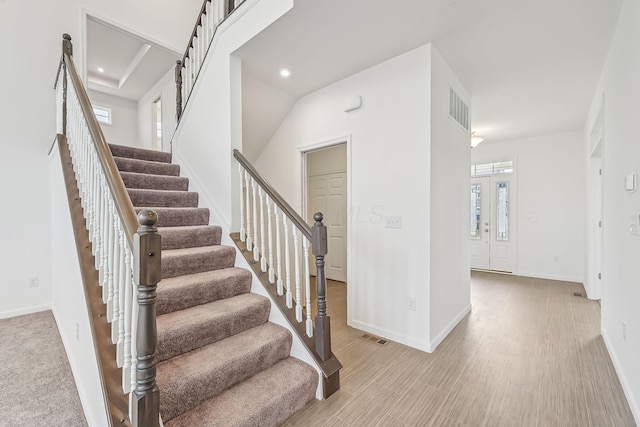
[109,143,318,426]
[0,311,87,426]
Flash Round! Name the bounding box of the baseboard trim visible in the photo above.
[0,303,51,320]
[513,271,583,284]
[348,319,431,353]
[602,330,640,425]
[429,304,472,352]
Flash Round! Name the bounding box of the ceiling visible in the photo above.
[235,0,622,145]
[86,18,180,101]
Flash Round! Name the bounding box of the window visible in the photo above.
[153,98,162,150]
[93,105,112,125]
[470,184,481,239]
[471,160,514,177]
[496,182,510,241]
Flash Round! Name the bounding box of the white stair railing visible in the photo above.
[55,34,161,427]
[176,0,246,121]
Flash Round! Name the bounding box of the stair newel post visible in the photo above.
[61,34,73,136]
[132,210,161,427]
[312,212,332,361]
[175,60,183,121]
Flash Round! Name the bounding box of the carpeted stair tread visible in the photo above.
[157,293,271,363]
[135,207,209,227]
[109,143,172,163]
[164,357,318,427]
[158,225,222,250]
[114,157,180,177]
[128,188,199,208]
[157,268,251,316]
[157,322,292,422]
[162,245,236,279]
[121,171,189,191]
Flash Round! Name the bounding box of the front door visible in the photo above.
[470,173,517,273]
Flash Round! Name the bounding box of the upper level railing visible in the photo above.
[175,0,245,121]
[55,34,161,427]
[233,150,341,397]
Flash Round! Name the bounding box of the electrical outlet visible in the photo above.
[408,297,416,311]
[385,216,402,229]
[623,322,627,341]
[28,277,39,288]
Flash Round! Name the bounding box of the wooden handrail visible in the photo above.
[61,34,138,247]
[233,149,312,240]
[176,0,242,121]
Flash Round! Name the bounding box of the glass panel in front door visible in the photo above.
[496,182,509,241]
[470,184,481,239]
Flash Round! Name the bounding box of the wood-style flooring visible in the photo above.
[285,271,636,427]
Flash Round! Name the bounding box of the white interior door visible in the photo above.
[470,177,490,270]
[308,172,347,282]
[490,175,516,272]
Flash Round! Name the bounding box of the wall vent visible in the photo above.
[449,87,469,131]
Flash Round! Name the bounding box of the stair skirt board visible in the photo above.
[109,144,318,426]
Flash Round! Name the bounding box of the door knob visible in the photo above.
[484,229,489,232]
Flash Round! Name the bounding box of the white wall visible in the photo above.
[172,0,295,230]
[471,131,586,283]
[585,0,640,421]
[138,68,176,151]
[0,0,201,318]
[255,45,435,351]
[49,143,109,427]
[428,46,471,348]
[88,90,138,147]
[242,74,296,162]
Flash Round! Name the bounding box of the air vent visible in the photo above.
[449,87,469,131]
[361,333,388,346]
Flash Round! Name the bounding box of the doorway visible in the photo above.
[470,162,517,273]
[303,143,348,283]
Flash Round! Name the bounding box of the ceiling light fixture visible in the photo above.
[279,68,291,78]
[97,67,105,73]
[471,131,484,148]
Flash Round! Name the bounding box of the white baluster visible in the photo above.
[294,228,302,322]
[304,238,313,337]
[274,205,283,295]
[130,285,139,393]
[245,171,252,250]
[121,248,134,393]
[116,229,127,365]
[181,67,187,109]
[111,220,121,344]
[267,196,275,283]
[198,25,205,68]
[105,201,115,313]
[252,178,259,262]
[189,47,195,90]
[259,187,267,272]
[205,1,213,42]
[208,1,215,40]
[216,0,223,23]
[239,165,246,242]
[284,214,292,308]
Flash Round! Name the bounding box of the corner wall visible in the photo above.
[429,46,471,348]
[254,45,434,351]
[471,130,586,283]
[585,0,640,421]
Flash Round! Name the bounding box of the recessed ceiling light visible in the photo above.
[280,68,291,78]
[97,67,104,73]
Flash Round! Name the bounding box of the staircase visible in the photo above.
[109,143,318,426]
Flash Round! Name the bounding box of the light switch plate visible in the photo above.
[625,173,636,192]
[384,216,402,229]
